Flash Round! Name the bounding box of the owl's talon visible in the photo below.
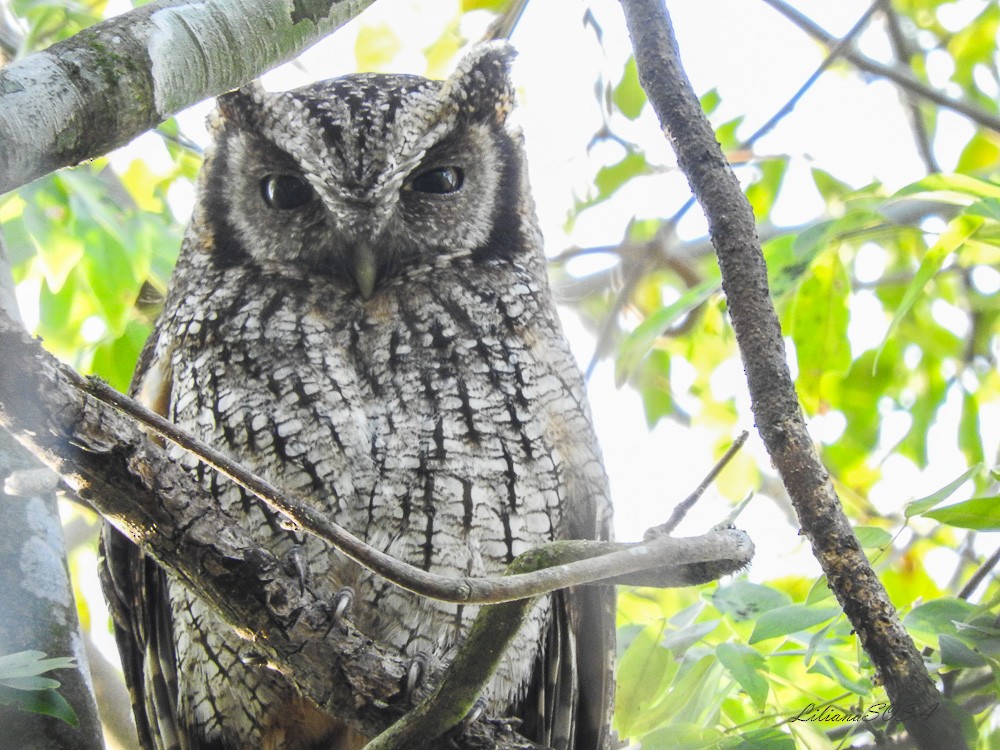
[404,652,429,703]
[332,587,354,623]
[279,547,309,593]
[462,697,487,728]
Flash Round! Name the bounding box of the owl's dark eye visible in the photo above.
[407,166,464,195]
[260,174,314,210]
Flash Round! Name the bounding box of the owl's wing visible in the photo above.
[98,349,185,750]
[521,481,617,750]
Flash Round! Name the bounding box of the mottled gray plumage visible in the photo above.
[101,43,615,750]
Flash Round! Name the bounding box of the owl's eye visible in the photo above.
[407,166,464,195]
[260,175,314,210]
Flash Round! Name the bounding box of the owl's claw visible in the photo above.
[403,652,428,703]
[280,547,309,593]
[462,697,487,728]
[332,587,354,623]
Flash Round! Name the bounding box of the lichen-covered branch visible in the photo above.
[617,0,968,748]
[0,0,374,194]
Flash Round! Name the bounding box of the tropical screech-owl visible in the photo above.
[100,42,615,750]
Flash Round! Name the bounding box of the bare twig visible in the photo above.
[646,431,749,537]
[617,0,968,747]
[71,374,751,605]
[957,545,1000,601]
[878,0,940,173]
[760,0,1000,134]
[740,0,880,148]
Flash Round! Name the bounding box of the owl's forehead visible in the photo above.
[292,73,440,130]
[268,73,446,197]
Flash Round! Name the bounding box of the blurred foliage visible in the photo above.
[2,0,1000,747]
[0,651,78,726]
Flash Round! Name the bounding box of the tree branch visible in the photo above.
[0,235,104,748]
[72,372,752,603]
[617,1,969,748]
[0,308,752,748]
[0,0,375,194]
[759,0,1000,135]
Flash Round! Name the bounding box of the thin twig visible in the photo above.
[647,431,749,537]
[878,0,940,173]
[740,0,880,148]
[760,0,1000,134]
[957,545,1000,601]
[70,373,752,604]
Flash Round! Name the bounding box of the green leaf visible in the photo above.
[748,604,840,644]
[0,685,78,726]
[905,464,983,517]
[614,621,677,737]
[0,652,78,726]
[890,173,1000,205]
[805,575,834,605]
[614,278,718,386]
[922,495,1000,530]
[0,651,75,679]
[959,392,985,467]
[631,654,718,735]
[939,633,986,668]
[719,726,796,750]
[811,167,855,203]
[787,250,851,412]
[854,526,893,549]
[968,197,1000,222]
[716,642,768,710]
[806,655,871,696]
[661,619,719,655]
[591,151,651,206]
[745,158,788,221]
[699,88,721,116]
[612,56,645,120]
[711,580,791,621]
[904,598,976,640]
[957,133,1000,174]
[638,722,724,749]
[875,213,984,371]
[354,23,401,72]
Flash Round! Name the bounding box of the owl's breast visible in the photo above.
[156,264,599,708]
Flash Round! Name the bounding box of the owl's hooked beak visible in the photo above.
[350,245,380,300]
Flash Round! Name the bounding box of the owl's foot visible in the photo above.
[403,652,428,703]
[463,697,486,727]
[332,586,354,622]
[280,547,309,593]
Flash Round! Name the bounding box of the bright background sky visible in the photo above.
[99,0,1000,586]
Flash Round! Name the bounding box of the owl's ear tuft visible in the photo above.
[214,82,269,131]
[442,41,517,125]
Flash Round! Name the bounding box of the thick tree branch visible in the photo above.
[617,1,968,748]
[0,237,104,748]
[0,0,374,194]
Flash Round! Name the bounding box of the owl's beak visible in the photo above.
[351,246,379,300]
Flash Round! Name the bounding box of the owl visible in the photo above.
[100,42,615,750]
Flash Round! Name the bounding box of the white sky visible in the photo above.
[96,0,999,587]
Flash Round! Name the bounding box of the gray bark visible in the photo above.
[0,240,104,750]
[0,0,374,193]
